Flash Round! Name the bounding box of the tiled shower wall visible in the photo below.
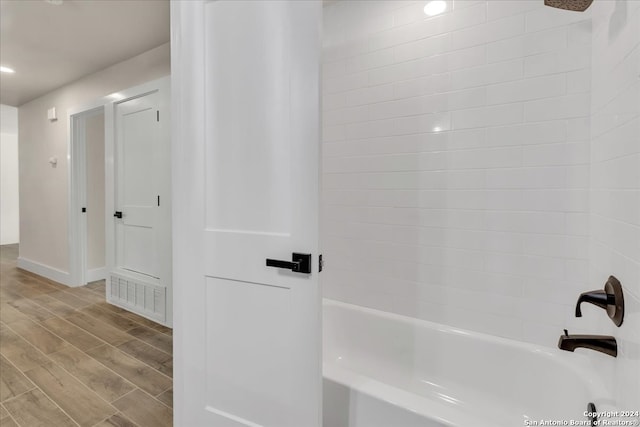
[589,0,640,410]
[322,0,595,346]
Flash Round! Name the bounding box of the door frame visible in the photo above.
[171,2,203,420]
[68,100,107,287]
[68,77,171,297]
[105,76,172,326]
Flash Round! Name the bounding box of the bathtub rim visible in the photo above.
[322,297,613,425]
[323,297,608,389]
[323,362,464,427]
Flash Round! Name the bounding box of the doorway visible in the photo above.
[107,79,172,327]
[69,105,106,288]
[68,78,172,326]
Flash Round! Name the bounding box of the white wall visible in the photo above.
[589,0,640,411]
[18,42,170,282]
[322,0,593,345]
[1,104,19,245]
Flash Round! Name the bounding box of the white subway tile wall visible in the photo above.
[322,0,596,345]
[589,0,640,411]
[323,0,591,346]
[323,0,640,405]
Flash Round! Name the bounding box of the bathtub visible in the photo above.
[322,299,612,427]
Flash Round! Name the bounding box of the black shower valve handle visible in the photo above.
[575,290,614,317]
[574,276,624,327]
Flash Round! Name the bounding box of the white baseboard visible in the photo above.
[87,267,107,283]
[16,257,70,286]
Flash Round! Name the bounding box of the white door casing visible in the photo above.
[68,102,106,288]
[172,1,322,426]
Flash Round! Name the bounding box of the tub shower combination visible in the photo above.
[322,299,618,427]
[321,275,626,426]
[321,269,628,426]
[318,0,639,424]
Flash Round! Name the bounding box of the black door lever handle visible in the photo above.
[114,211,122,218]
[266,253,311,274]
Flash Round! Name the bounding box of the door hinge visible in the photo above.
[319,254,323,272]
[157,195,160,206]
[81,207,86,213]
[157,110,159,122]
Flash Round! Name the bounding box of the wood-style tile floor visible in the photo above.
[0,244,173,427]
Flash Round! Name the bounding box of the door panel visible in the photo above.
[122,106,156,205]
[122,225,155,276]
[205,0,292,236]
[172,1,322,426]
[121,206,153,228]
[205,277,293,425]
[115,92,159,279]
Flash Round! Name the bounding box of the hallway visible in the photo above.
[0,244,173,427]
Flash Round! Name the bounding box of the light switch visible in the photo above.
[47,107,57,121]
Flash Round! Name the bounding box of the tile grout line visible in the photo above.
[70,304,174,373]
[0,349,82,427]
[2,258,174,422]
[46,345,140,405]
[20,355,121,423]
[37,313,171,401]
[97,338,174,382]
[154,386,174,411]
[138,386,174,412]
[27,307,171,405]
[31,291,172,360]
[4,301,168,417]
[1,401,21,427]
[90,411,141,427]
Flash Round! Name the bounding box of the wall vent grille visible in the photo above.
[108,273,165,323]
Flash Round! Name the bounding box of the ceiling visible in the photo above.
[0,0,170,107]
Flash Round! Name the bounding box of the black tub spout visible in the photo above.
[558,329,617,357]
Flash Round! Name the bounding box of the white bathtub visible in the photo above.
[322,299,612,427]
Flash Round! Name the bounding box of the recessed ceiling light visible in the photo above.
[44,0,64,5]
[0,66,15,74]
[424,1,447,16]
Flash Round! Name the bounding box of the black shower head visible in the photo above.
[544,0,593,12]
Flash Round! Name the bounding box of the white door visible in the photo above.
[172,1,322,426]
[114,92,161,279]
[108,80,172,325]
